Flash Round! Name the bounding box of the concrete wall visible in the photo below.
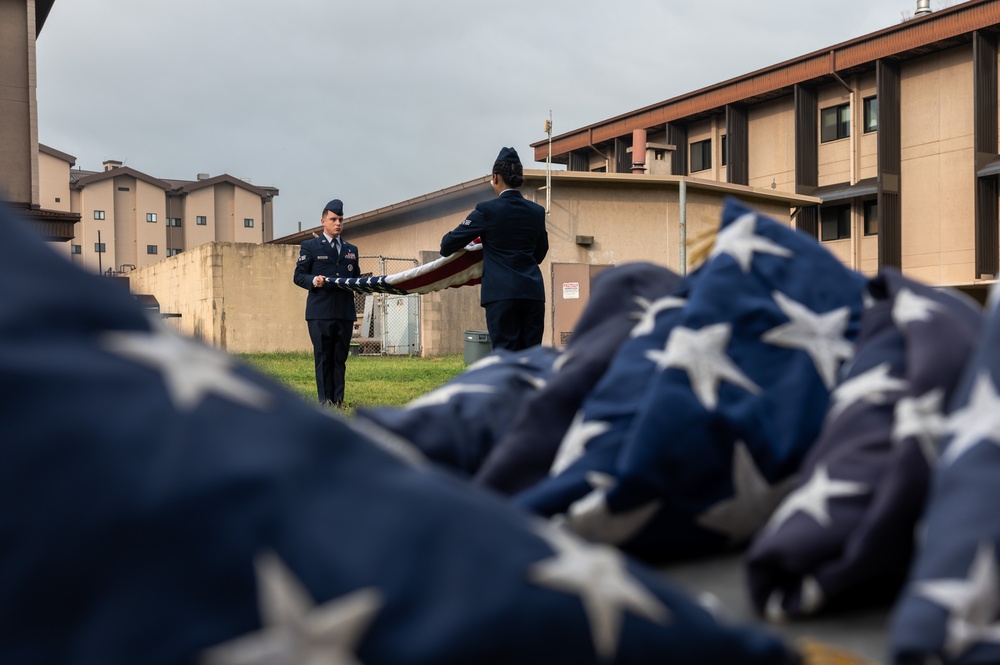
[128,242,311,354]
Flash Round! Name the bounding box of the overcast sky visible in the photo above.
[36,0,949,239]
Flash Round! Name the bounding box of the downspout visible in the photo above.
[831,65,859,270]
[679,178,687,276]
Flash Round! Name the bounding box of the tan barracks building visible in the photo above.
[527,0,1000,300]
[267,0,1000,355]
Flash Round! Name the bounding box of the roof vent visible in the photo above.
[915,0,931,16]
[103,159,123,172]
[196,173,210,181]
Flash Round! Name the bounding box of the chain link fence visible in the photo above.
[352,255,421,356]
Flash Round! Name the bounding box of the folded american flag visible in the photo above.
[0,203,800,664]
[889,283,1000,664]
[515,197,869,563]
[474,262,682,496]
[746,268,983,620]
[326,241,483,294]
[356,345,560,476]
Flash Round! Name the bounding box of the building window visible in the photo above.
[197,215,207,225]
[166,248,182,257]
[821,103,851,142]
[55,197,61,203]
[70,244,81,254]
[864,199,879,236]
[147,245,158,255]
[166,217,182,227]
[863,97,878,134]
[244,218,254,228]
[820,204,851,241]
[591,166,607,173]
[95,242,106,253]
[690,139,712,172]
[720,135,728,167]
[117,186,130,191]
[146,213,157,223]
[94,210,105,220]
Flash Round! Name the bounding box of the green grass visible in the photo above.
[237,351,467,413]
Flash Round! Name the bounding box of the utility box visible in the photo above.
[384,294,420,355]
[463,330,492,364]
[551,263,612,348]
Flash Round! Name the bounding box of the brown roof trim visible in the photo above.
[176,174,271,198]
[72,166,172,191]
[38,144,76,166]
[9,204,81,242]
[532,0,1000,161]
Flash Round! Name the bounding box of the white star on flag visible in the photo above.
[560,472,661,545]
[709,211,793,273]
[630,295,687,338]
[891,287,944,328]
[101,325,272,413]
[202,551,383,665]
[405,382,496,409]
[941,372,1000,466]
[646,323,761,411]
[550,411,612,476]
[528,524,669,660]
[761,291,854,389]
[892,389,946,465]
[826,362,908,421]
[764,465,868,533]
[917,542,1000,659]
[696,441,797,544]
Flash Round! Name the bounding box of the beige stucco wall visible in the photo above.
[748,97,795,190]
[899,45,976,286]
[182,188,217,248]
[0,0,35,206]
[128,242,311,353]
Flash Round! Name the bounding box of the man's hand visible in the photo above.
[312,275,326,288]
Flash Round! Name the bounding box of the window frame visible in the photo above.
[94,242,106,253]
[690,139,712,173]
[863,97,878,134]
[94,210,105,220]
[820,204,852,241]
[196,215,207,226]
[863,199,879,236]
[146,213,157,223]
[70,244,81,255]
[243,218,254,228]
[146,244,158,255]
[821,103,851,143]
[166,217,182,227]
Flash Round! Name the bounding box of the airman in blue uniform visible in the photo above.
[440,147,549,351]
[293,199,360,406]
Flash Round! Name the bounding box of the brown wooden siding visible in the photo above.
[726,104,749,185]
[795,84,819,196]
[974,29,999,277]
[877,59,902,269]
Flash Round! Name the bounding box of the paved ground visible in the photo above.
[661,553,889,664]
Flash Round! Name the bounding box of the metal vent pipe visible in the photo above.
[915,0,932,17]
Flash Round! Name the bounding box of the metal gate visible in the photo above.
[353,255,421,355]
